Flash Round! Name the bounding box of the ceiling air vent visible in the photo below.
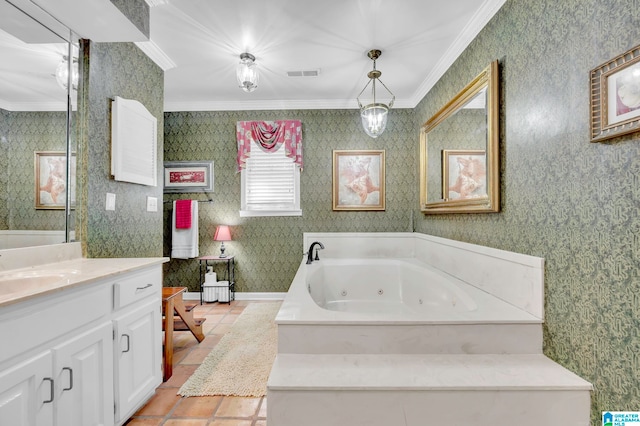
[286,69,320,77]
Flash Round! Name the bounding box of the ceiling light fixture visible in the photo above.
[356,49,395,138]
[236,52,259,93]
[55,55,79,91]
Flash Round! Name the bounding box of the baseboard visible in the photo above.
[183,291,286,301]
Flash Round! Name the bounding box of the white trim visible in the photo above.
[135,40,176,71]
[409,0,507,107]
[240,210,302,217]
[0,100,67,112]
[164,98,414,112]
[182,291,286,301]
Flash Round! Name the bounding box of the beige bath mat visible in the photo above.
[178,301,281,397]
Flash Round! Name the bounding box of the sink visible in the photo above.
[0,269,80,295]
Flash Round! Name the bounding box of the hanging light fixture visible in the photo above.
[55,55,79,91]
[356,49,395,138]
[236,52,259,93]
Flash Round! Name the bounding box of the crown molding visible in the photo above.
[408,0,507,108]
[135,40,176,71]
[163,98,415,112]
[0,99,67,111]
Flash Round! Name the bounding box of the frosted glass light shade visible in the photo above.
[55,56,78,91]
[360,103,389,138]
[236,53,258,93]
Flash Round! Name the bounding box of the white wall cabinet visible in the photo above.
[0,264,162,426]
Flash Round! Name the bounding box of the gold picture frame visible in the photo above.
[332,150,385,211]
[590,44,640,142]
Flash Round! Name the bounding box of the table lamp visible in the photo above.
[214,225,231,258]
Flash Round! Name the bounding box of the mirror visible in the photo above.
[420,60,499,214]
[0,1,77,248]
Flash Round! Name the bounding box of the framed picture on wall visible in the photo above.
[35,151,76,210]
[590,44,640,142]
[442,149,487,201]
[163,161,214,193]
[332,150,385,211]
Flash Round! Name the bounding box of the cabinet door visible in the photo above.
[0,351,53,426]
[113,299,161,422]
[53,321,114,426]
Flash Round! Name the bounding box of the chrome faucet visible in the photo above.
[306,241,325,264]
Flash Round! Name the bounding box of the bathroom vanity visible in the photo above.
[0,242,168,426]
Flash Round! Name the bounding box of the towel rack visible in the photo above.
[164,200,213,205]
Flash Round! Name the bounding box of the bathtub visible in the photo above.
[268,233,592,426]
[275,232,545,354]
[308,258,478,315]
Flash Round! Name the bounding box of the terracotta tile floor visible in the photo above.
[125,300,268,426]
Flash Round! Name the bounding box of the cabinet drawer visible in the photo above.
[113,267,161,310]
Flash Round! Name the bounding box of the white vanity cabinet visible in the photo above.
[0,262,163,426]
[112,267,162,423]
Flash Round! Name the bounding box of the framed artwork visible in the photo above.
[35,151,75,210]
[163,161,214,193]
[442,150,487,201]
[590,44,640,142]
[332,150,385,211]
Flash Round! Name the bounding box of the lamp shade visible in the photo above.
[214,225,231,241]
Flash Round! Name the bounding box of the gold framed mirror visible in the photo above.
[420,60,499,214]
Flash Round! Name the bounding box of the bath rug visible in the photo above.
[178,301,281,397]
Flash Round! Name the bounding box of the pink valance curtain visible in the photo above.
[236,120,302,171]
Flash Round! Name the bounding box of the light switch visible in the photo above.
[106,193,116,211]
[146,196,158,212]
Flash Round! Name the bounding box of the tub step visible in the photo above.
[267,353,592,426]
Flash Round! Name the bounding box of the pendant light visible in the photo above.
[55,55,78,91]
[356,49,395,138]
[236,52,259,93]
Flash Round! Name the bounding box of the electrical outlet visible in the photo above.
[106,193,116,211]
[146,196,158,212]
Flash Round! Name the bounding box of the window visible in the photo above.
[240,145,301,217]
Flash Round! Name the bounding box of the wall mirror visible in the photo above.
[0,0,78,248]
[420,60,499,214]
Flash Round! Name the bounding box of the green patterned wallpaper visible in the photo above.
[77,41,164,258]
[163,109,418,292]
[413,0,640,422]
[0,109,8,229]
[0,110,67,231]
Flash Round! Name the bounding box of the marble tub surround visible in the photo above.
[267,232,591,426]
[0,242,169,307]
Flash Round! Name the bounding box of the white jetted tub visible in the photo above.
[268,233,592,426]
[275,232,545,354]
[308,258,478,315]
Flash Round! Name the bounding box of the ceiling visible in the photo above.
[0,0,506,112]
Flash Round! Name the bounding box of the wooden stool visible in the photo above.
[161,287,206,381]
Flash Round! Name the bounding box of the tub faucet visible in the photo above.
[306,241,325,264]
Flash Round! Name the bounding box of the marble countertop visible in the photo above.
[0,256,168,308]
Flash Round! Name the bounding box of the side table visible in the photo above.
[197,255,235,304]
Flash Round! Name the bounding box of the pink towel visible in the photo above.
[175,199,192,229]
